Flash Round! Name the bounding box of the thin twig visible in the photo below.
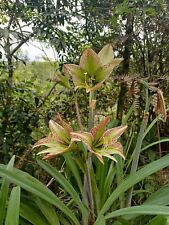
[37,81,58,109]
[46,178,54,187]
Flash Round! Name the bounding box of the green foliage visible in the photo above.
[0,156,15,223]
[0,49,169,225]
[0,1,169,224]
[5,186,20,225]
[1,150,169,224]
[0,80,39,163]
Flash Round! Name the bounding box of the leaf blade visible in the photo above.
[0,156,15,223]
[0,164,80,225]
[5,186,20,225]
[95,155,169,224]
[105,205,169,219]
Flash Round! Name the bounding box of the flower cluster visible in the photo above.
[34,115,127,163]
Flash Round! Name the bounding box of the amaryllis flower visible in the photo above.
[33,114,76,159]
[64,44,123,92]
[71,117,127,164]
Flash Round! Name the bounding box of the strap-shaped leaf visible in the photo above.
[144,185,169,206]
[35,197,60,225]
[0,164,80,225]
[0,156,15,223]
[105,205,169,219]
[20,200,50,225]
[37,160,87,216]
[95,155,169,224]
[146,215,169,225]
[5,186,20,225]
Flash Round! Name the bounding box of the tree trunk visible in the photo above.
[7,55,14,87]
[116,13,134,122]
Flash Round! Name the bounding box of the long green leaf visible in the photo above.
[142,116,160,139]
[144,185,169,206]
[64,153,83,194]
[102,162,115,206]
[91,167,100,214]
[126,95,149,207]
[35,197,60,225]
[5,186,20,225]
[19,218,32,225]
[59,216,72,225]
[116,156,125,208]
[95,155,169,224]
[20,201,50,225]
[0,164,80,225]
[105,205,169,219]
[122,103,134,125]
[122,185,169,221]
[142,138,169,152]
[37,160,87,215]
[0,156,15,223]
[97,159,109,200]
[146,216,169,225]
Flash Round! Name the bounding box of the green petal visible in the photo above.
[37,145,67,155]
[93,142,125,163]
[103,125,127,146]
[98,44,114,66]
[55,73,71,89]
[71,132,93,151]
[95,58,123,82]
[64,64,87,89]
[37,141,75,157]
[94,153,104,164]
[90,117,110,144]
[103,142,125,159]
[49,120,70,144]
[33,136,60,148]
[100,153,117,162]
[80,48,101,77]
[55,113,73,133]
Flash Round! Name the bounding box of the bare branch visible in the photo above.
[11,32,34,56]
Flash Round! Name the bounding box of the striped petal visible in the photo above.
[103,125,127,146]
[95,58,123,83]
[64,64,87,90]
[98,44,114,66]
[90,117,110,143]
[49,120,70,144]
[80,48,101,77]
[33,134,61,148]
[71,131,94,151]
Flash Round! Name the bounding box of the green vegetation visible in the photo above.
[0,0,169,224]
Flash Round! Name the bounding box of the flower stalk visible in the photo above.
[83,91,96,224]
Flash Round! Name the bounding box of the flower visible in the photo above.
[33,114,76,159]
[71,117,127,164]
[64,44,123,92]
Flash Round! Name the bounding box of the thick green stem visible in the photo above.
[88,92,96,131]
[83,91,96,225]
